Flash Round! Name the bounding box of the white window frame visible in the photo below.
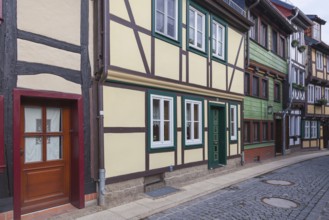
[189,6,205,51]
[212,20,225,60]
[184,99,202,145]
[316,51,323,70]
[230,105,238,141]
[315,86,322,101]
[311,121,317,139]
[308,84,314,103]
[292,68,297,84]
[305,121,310,139]
[155,0,178,40]
[312,22,321,41]
[150,94,174,148]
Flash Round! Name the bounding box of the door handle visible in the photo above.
[20,148,24,156]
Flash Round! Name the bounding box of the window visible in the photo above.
[244,122,250,143]
[315,86,321,101]
[184,99,202,146]
[252,76,259,97]
[212,20,225,60]
[308,84,314,103]
[244,73,250,95]
[311,121,317,139]
[262,122,268,141]
[325,88,329,103]
[150,94,175,149]
[262,79,268,99]
[155,0,178,40]
[327,56,329,72]
[292,67,297,84]
[260,22,267,48]
[312,22,321,41]
[299,71,304,86]
[189,6,206,51]
[316,51,323,70]
[304,121,310,139]
[253,122,260,142]
[278,37,285,58]
[272,30,277,53]
[274,83,280,102]
[230,105,237,141]
[249,13,258,41]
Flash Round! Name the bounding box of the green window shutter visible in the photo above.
[302,120,305,138]
[318,121,320,138]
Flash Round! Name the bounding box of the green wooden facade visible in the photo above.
[249,41,288,74]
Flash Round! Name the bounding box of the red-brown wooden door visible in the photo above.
[20,104,71,214]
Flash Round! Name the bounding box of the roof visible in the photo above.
[246,0,296,34]
[307,15,326,25]
[305,36,329,55]
[270,0,313,29]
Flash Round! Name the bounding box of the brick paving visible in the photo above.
[146,156,329,220]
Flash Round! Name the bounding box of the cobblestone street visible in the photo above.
[146,156,329,220]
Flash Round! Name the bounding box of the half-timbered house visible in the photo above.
[303,15,329,149]
[98,0,252,206]
[243,0,295,163]
[0,0,96,219]
[271,0,313,152]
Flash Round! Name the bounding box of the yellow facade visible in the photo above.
[150,152,175,170]
[105,0,247,180]
[105,133,145,178]
[103,87,145,127]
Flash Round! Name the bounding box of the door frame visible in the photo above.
[208,103,227,169]
[13,89,85,219]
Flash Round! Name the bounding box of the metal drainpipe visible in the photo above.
[282,8,300,156]
[97,0,109,207]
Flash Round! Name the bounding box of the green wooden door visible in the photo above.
[208,105,226,169]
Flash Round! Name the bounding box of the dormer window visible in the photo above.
[312,22,321,41]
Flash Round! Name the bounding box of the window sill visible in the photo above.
[184,144,204,149]
[230,140,238,144]
[250,39,269,51]
[154,32,181,48]
[149,146,175,153]
[211,55,226,64]
[188,46,208,58]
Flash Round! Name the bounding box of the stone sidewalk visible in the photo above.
[52,150,329,220]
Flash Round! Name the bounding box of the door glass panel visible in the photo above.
[47,136,62,161]
[46,108,62,132]
[24,107,42,132]
[25,137,42,163]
